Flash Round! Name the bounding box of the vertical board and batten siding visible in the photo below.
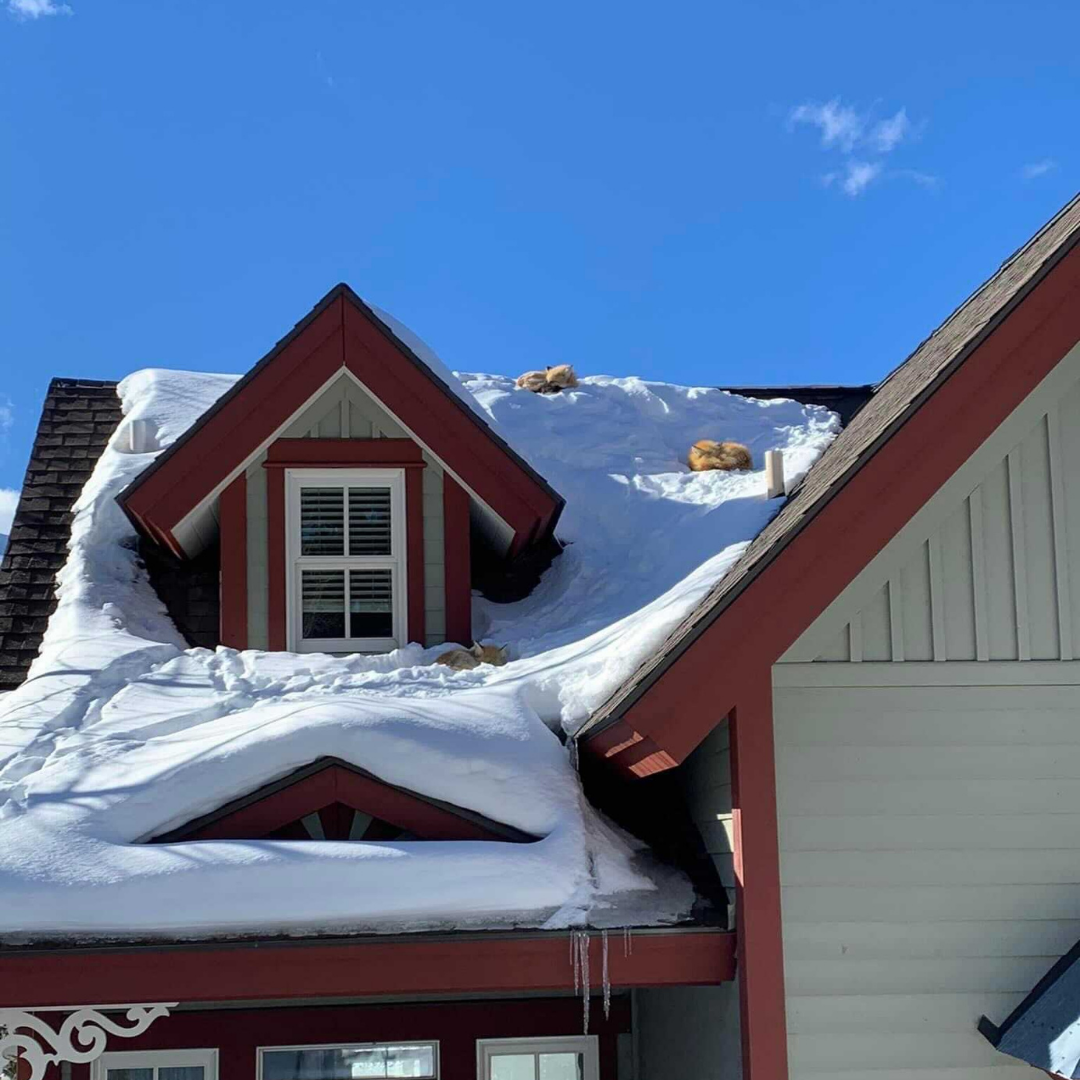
[766,340,1080,1078]
[793,348,1080,666]
[244,374,446,648]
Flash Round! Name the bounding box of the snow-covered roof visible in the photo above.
[0,339,838,942]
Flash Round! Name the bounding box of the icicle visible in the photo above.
[567,735,580,773]
[623,925,633,957]
[580,931,591,1035]
[572,931,581,992]
[601,928,611,1020]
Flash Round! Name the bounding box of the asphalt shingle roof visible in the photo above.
[0,379,122,690]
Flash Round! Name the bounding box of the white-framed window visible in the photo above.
[286,468,407,653]
[91,1049,218,1080]
[258,1040,439,1079]
[476,1037,598,1080]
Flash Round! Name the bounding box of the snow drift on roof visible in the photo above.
[0,348,837,941]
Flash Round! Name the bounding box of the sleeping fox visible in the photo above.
[435,643,510,671]
[515,364,579,394]
[687,439,753,472]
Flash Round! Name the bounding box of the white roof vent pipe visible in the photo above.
[765,449,786,499]
[128,418,152,454]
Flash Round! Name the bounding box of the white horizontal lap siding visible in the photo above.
[773,676,1080,1078]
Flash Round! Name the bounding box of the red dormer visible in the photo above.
[119,285,564,653]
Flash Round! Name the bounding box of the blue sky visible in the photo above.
[1,0,1077,525]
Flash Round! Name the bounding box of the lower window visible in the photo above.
[476,1037,598,1080]
[91,1050,218,1080]
[258,1042,438,1079]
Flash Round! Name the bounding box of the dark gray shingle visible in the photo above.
[0,379,122,690]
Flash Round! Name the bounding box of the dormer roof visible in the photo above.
[118,284,564,561]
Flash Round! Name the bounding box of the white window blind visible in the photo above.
[287,469,406,653]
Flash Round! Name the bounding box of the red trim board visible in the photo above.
[0,929,735,1008]
[218,472,247,649]
[443,475,472,643]
[730,680,788,1080]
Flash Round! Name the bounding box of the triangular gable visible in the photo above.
[150,756,535,844]
[119,285,563,560]
[583,192,1080,776]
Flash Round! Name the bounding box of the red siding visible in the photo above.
[60,998,629,1080]
[406,466,426,645]
[218,473,247,649]
[443,476,472,644]
[267,465,286,651]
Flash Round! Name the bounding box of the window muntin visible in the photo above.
[259,1041,438,1079]
[91,1050,217,1080]
[287,469,406,653]
[477,1039,597,1080]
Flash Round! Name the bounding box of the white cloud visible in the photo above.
[823,160,883,197]
[0,400,11,432]
[790,98,864,152]
[7,0,72,18]
[1022,159,1057,180]
[896,168,941,190]
[789,98,932,198]
[0,489,18,535]
[870,108,910,153]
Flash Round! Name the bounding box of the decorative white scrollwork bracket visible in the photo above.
[0,1003,177,1080]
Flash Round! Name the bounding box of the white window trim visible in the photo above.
[285,467,408,654]
[256,1039,440,1079]
[91,1048,219,1078]
[476,1036,599,1080]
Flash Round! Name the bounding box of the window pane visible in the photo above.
[349,487,392,556]
[349,569,393,638]
[490,1055,536,1080]
[386,1044,436,1076]
[160,1070,206,1080]
[263,1049,360,1079]
[106,1072,153,1080]
[539,1054,582,1080]
[345,1047,387,1077]
[262,1045,436,1079]
[302,570,346,639]
[301,487,345,556]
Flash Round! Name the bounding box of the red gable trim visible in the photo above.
[593,244,1080,776]
[0,929,734,1008]
[119,288,563,560]
[150,757,534,845]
